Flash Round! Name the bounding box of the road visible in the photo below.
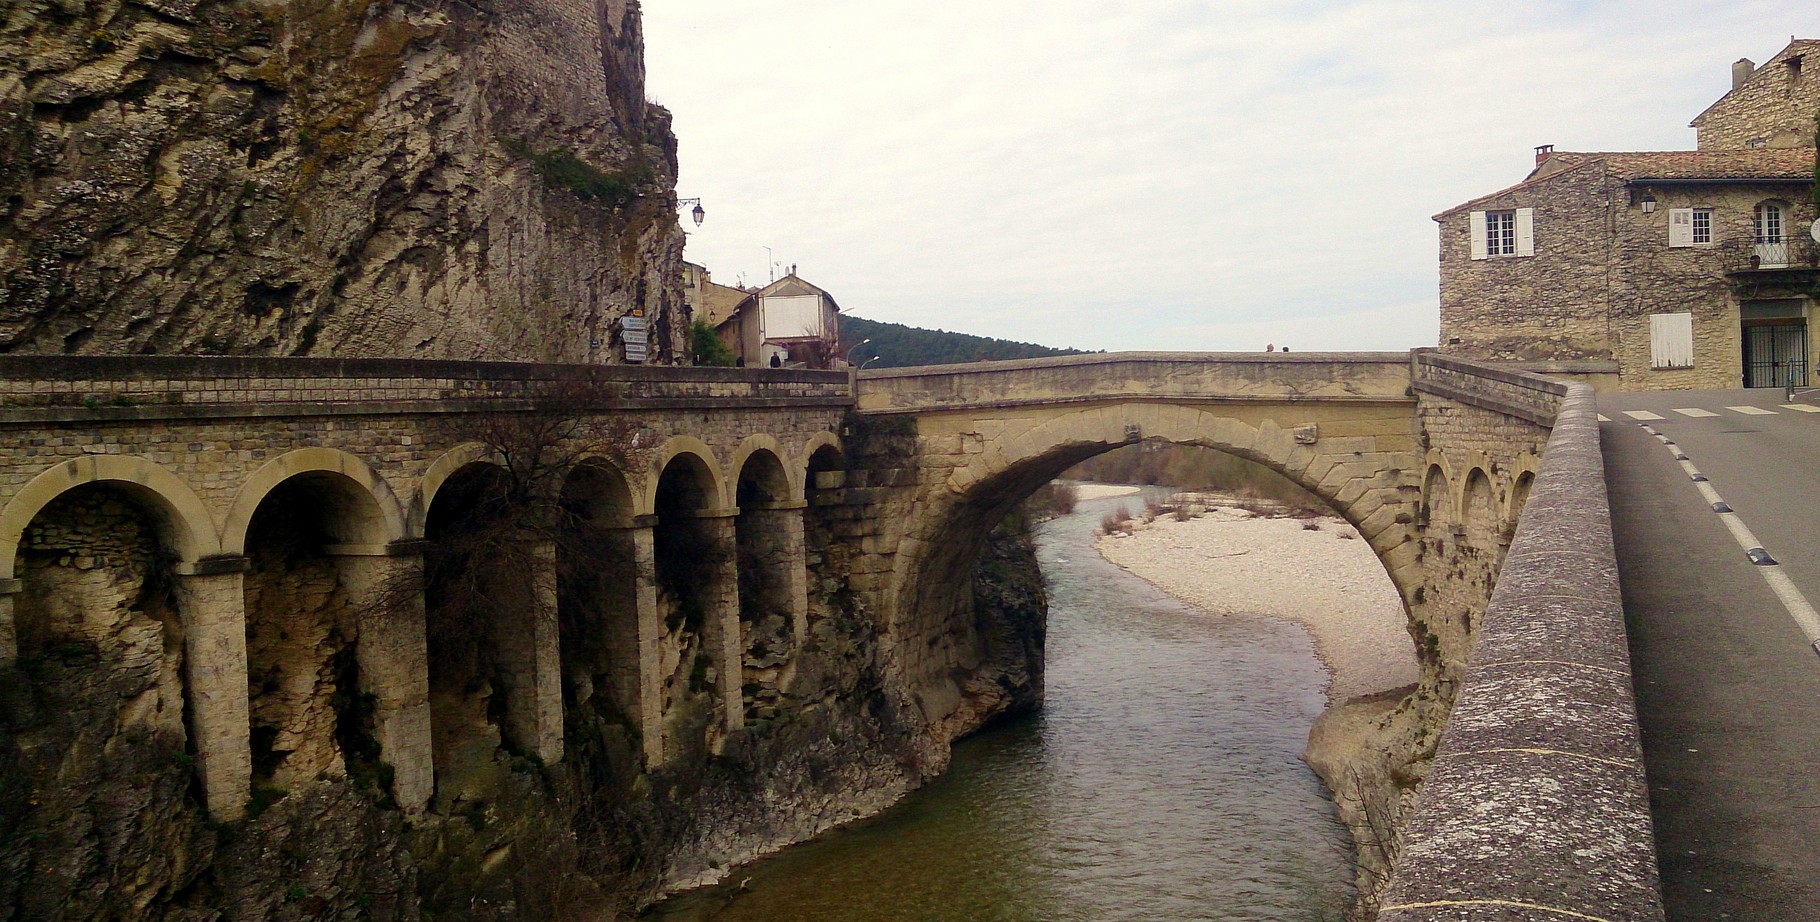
[1601,388,1820,921]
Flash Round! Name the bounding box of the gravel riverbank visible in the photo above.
[1094,495,1416,702]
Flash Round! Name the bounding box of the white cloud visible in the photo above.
[645,2,1819,351]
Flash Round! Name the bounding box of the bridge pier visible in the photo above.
[622,517,668,766]
[172,559,253,822]
[697,511,746,734]
[328,542,435,814]
[737,500,812,709]
[495,539,565,764]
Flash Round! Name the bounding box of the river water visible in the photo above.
[647,494,1353,921]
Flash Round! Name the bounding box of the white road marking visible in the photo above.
[1717,512,1765,551]
[1673,408,1720,418]
[1727,406,1776,415]
[1597,414,1612,422]
[1782,404,1820,413]
[1624,410,1665,420]
[1659,435,1820,653]
[1762,567,1820,643]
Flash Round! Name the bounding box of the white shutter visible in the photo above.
[1514,207,1535,256]
[1667,208,1693,247]
[1649,312,1695,369]
[1469,211,1488,260]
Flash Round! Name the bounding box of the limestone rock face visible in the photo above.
[0,0,685,363]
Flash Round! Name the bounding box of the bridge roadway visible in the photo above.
[1602,388,1820,921]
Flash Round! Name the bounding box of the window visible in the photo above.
[1468,208,1535,260]
[1756,202,1785,244]
[1756,201,1790,268]
[1649,312,1694,369]
[1668,208,1714,247]
[1486,210,1516,256]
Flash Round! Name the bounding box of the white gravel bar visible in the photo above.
[1097,500,1416,702]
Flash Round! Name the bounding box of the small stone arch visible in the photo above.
[732,435,801,503]
[0,456,218,580]
[560,456,637,529]
[735,446,793,507]
[1499,454,1543,534]
[223,448,406,556]
[410,442,493,538]
[1462,467,1497,544]
[646,436,727,514]
[1505,469,1537,534]
[799,431,843,477]
[1421,461,1453,529]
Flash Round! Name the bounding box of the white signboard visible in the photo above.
[761,294,824,340]
[621,315,648,363]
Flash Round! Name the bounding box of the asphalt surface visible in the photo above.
[1602,388,1820,921]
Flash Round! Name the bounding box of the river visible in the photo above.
[646,493,1354,921]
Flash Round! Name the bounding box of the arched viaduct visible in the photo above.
[0,351,1652,920]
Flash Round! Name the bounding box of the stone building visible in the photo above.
[1438,39,1819,390]
[700,272,844,369]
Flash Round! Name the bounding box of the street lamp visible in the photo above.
[678,197,705,227]
[845,338,873,366]
[1639,190,1657,214]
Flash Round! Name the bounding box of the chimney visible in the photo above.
[1732,57,1755,90]
[1535,144,1554,165]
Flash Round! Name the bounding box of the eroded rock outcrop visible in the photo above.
[0,0,685,362]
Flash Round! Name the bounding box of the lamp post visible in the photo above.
[677,197,706,227]
[845,338,873,366]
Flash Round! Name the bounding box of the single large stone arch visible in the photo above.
[885,401,1422,736]
[0,456,219,580]
[223,448,407,555]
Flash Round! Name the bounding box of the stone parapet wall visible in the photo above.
[0,357,849,418]
[1383,374,1663,921]
[857,352,1415,414]
[1413,351,1567,428]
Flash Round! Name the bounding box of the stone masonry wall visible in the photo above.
[1437,163,1616,363]
[1695,43,1820,151]
[1440,159,1819,390]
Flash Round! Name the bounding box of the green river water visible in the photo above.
[647,494,1354,921]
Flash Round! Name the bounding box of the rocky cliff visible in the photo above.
[0,0,685,362]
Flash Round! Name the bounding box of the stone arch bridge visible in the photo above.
[0,351,1632,919]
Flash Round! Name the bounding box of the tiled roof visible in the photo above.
[1551,149,1814,180]
[1435,149,1814,219]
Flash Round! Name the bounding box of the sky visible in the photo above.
[642,3,1820,353]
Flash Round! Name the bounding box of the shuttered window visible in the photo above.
[1470,208,1534,259]
[1668,208,1713,247]
[1649,312,1695,369]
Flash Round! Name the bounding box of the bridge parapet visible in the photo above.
[1385,369,1662,921]
[0,356,850,421]
[1413,350,1567,426]
[856,351,1414,414]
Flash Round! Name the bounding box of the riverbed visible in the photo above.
[645,494,1354,921]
